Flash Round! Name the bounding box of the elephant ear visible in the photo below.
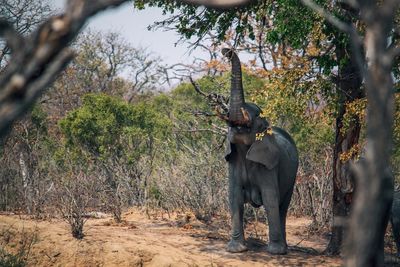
[246,134,280,169]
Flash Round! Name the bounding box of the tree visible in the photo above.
[55,171,95,239]
[296,0,399,264]
[168,0,399,265]
[0,0,132,137]
[0,0,228,137]
[136,0,366,254]
[73,31,167,98]
[0,0,52,68]
[59,93,172,221]
[0,104,55,215]
[44,30,168,121]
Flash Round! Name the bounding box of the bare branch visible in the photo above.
[0,0,131,136]
[189,76,229,110]
[0,19,24,52]
[301,0,353,33]
[189,76,208,97]
[173,127,226,135]
[189,76,229,121]
[301,0,366,77]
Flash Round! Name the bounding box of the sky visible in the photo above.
[52,0,207,66]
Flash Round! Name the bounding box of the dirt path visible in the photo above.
[0,209,341,266]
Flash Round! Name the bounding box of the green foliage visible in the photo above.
[291,117,334,164]
[245,57,335,158]
[30,105,48,133]
[59,93,172,160]
[341,95,400,185]
[134,0,362,112]
[134,0,342,164]
[0,248,26,267]
[264,0,320,48]
[0,227,37,267]
[135,0,321,49]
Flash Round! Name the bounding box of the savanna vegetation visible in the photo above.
[1,0,400,266]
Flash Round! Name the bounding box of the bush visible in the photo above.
[0,226,37,267]
[55,171,95,239]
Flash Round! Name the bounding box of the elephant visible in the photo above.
[390,190,400,257]
[220,48,299,255]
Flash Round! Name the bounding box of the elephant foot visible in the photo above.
[227,240,248,253]
[266,241,287,255]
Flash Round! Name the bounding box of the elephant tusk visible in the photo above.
[240,108,251,124]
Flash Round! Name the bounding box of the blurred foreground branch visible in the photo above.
[0,0,130,137]
[301,0,399,266]
[179,0,253,8]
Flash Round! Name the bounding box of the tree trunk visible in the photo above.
[326,34,363,255]
[345,9,395,265]
[326,115,361,254]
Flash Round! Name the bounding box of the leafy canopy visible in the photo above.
[59,93,172,159]
[135,0,320,49]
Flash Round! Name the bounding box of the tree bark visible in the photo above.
[300,0,399,264]
[345,2,397,265]
[326,32,363,255]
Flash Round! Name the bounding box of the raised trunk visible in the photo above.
[222,49,246,124]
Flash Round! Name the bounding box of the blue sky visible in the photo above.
[53,0,207,66]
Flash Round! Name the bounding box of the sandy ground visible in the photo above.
[0,209,358,266]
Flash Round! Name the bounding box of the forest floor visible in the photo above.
[0,209,398,267]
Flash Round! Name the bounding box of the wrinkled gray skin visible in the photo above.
[221,49,299,255]
[390,191,400,257]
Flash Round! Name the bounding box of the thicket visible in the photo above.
[0,29,399,241]
[1,1,399,266]
[0,52,337,236]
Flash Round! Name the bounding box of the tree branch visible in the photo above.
[0,0,131,136]
[301,0,353,33]
[189,76,208,97]
[386,45,400,64]
[189,76,229,121]
[301,0,366,78]
[178,0,252,9]
[0,19,24,53]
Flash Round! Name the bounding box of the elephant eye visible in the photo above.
[237,126,251,133]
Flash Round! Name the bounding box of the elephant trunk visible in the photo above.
[222,48,248,126]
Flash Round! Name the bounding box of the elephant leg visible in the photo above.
[279,188,293,247]
[391,213,400,257]
[227,168,247,253]
[261,177,287,255]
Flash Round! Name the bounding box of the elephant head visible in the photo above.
[222,48,280,170]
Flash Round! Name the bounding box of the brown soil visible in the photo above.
[0,209,342,267]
